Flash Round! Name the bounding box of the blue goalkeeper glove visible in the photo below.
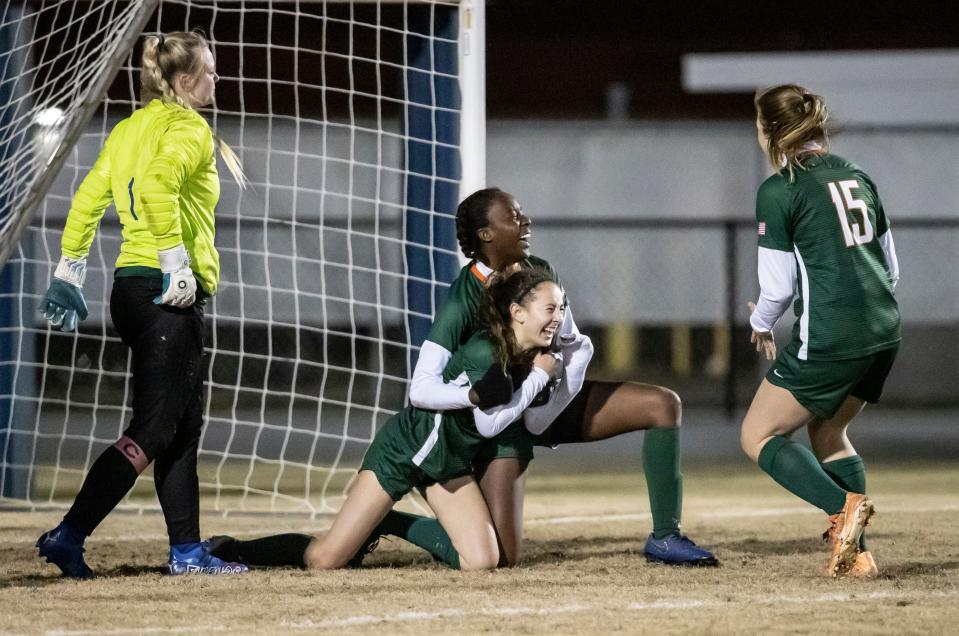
[154,244,197,307]
[39,255,89,333]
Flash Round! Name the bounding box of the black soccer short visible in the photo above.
[530,380,610,447]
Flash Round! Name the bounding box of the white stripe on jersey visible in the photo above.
[794,247,810,360]
[412,413,442,467]
[878,229,900,289]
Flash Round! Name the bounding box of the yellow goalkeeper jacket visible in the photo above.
[61,99,220,295]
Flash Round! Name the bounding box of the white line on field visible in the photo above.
[44,589,959,634]
[525,502,959,526]
[623,589,959,612]
[9,502,958,544]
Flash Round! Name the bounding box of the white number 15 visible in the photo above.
[827,180,874,247]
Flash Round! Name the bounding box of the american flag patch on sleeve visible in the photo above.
[758,222,766,235]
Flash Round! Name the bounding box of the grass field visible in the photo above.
[1,460,957,635]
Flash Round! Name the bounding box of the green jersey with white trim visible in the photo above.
[756,153,900,360]
[406,331,519,481]
[426,255,561,353]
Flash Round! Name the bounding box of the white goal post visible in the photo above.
[0,0,485,517]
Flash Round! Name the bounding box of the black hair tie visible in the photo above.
[157,33,165,50]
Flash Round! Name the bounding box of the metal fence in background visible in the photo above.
[532,216,959,415]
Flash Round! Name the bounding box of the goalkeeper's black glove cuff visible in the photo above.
[472,364,514,410]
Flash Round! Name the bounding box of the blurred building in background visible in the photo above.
[482,0,959,408]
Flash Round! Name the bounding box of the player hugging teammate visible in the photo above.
[35,74,898,579]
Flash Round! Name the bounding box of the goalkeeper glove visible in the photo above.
[472,364,514,409]
[39,255,89,333]
[154,244,197,307]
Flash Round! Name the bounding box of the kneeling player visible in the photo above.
[211,270,592,570]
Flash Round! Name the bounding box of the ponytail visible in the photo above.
[755,84,831,180]
[215,135,249,190]
[141,31,248,189]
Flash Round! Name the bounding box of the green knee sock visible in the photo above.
[643,427,683,539]
[757,436,848,515]
[378,510,460,569]
[822,455,868,550]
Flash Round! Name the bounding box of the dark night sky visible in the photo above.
[484,0,959,119]
[59,0,957,120]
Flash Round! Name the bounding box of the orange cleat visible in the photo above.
[849,550,879,579]
[824,493,875,578]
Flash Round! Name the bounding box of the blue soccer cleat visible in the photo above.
[644,532,719,567]
[168,541,248,575]
[36,523,94,579]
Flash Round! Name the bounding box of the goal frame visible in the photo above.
[0,0,486,510]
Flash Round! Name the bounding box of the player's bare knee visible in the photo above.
[740,429,762,462]
[460,556,498,571]
[650,388,682,429]
[458,544,499,571]
[303,539,340,570]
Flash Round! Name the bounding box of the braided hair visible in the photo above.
[140,31,206,108]
[140,31,248,189]
[455,187,506,260]
[480,268,554,370]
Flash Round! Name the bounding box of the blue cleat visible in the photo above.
[36,523,94,579]
[168,541,248,575]
[644,533,719,567]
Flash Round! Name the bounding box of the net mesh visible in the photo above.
[0,0,468,516]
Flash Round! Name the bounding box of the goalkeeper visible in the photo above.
[36,31,246,578]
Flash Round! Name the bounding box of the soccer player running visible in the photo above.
[399,187,717,567]
[210,269,592,570]
[36,31,247,578]
[742,84,900,578]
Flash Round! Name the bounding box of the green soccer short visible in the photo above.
[360,411,533,501]
[360,414,436,501]
[475,422,536,464]
[765,340,900,419]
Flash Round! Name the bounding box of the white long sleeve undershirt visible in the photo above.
[523,334,594,435]
[750,246,797,333]
[878,229,900,289]
[408,340,474,410]
[408,305,583,411]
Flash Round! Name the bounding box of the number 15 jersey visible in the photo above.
[756,153,900,360]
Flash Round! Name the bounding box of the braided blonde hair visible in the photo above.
[141,31,248,189]
[755,84,830,181]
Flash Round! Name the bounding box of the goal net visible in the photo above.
[0,0,484,516]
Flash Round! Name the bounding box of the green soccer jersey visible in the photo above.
[403,331,518,482]
[756,153,900,360]
[426,255,562,353]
